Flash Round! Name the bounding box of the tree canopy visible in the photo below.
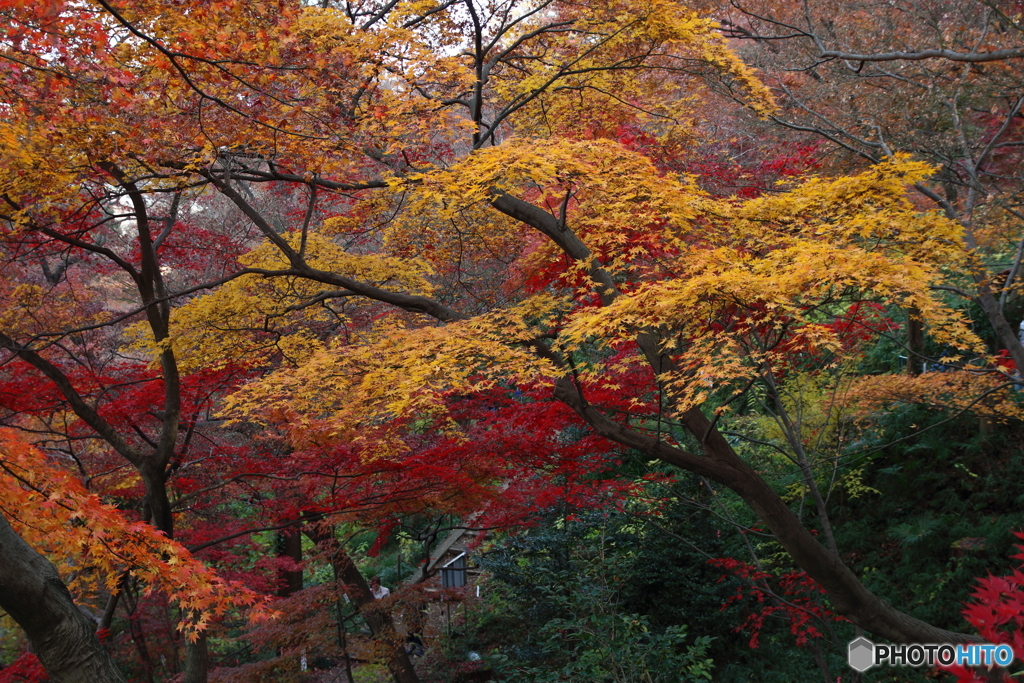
[1,0,1024,681]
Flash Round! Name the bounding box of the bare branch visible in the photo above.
[819,47,1024,63]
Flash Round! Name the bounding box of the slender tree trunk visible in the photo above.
[763,369,839,554]
[0,512,127,683]
[553,376,982,646]
[277,528,304,597]
[305,528,420,683]
[959,219,1024,370]
[337,600,357,683]
[3,172,199,683]
[976,286,1024,369]
[906,313,924,376]
[809,640,832,683]
[126,601,157,683]
[98,575,126,634]
[183,634,209,683]
[140,465,213,683]
[141,465,174,540]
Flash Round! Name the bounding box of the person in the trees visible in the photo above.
[370,577,390,600]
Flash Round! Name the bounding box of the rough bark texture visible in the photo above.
[0,512,127,683]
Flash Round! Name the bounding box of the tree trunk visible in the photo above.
[141,464,174,540]
[553,376,982,646]
[0,512,127,683]
[486,188,989,645]
[906,313,924,376]
[306,528,420,683]
[976,286,1024,370]
[183,634,209,683]
[277,528,304,597]
[140,464,212,683]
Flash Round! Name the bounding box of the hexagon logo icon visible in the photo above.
[848,637,875,672]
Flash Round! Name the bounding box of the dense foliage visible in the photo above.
[1,0,1023,682]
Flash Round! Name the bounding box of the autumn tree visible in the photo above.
[0,429,276,683]
[704,0,1024,370]
[0,510,126,683]
[1,0,1018,680]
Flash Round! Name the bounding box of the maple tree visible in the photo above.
[871,531,1024,682]
[0,429,274,683]
[706,0,1024,371]
[1,0,1023,681]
